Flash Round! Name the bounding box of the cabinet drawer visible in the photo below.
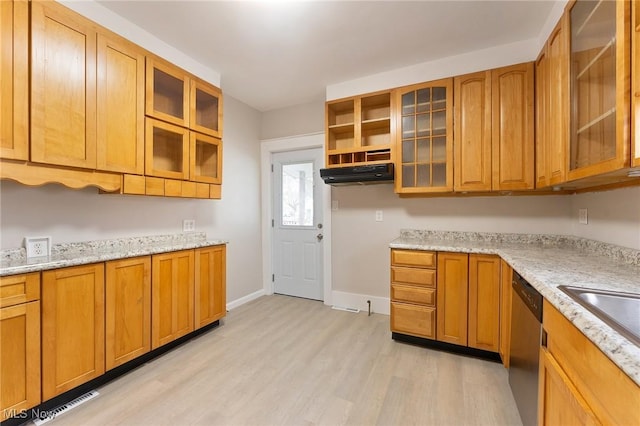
[390,302,436,339]
[391,266,436,287]
[391,249,436,268]
[391,284,436,306]
[0,273,40,307]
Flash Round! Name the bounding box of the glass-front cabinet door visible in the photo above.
[395,78,453,193]
[568,0,630,180]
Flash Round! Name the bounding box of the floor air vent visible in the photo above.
[33,390,99,425]
[331,306,360,313]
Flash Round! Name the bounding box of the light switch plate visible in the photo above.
[25,236,52,258]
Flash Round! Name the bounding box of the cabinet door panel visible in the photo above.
[538,348,599,426]
[468,254,500,352]
[633,0,640,167]
[547,15,569,185]
[535,48,549,189]
[499,260,512,367]
[190,78,223,138]
[491,63,534,190]
[31,1,97,169]
[151,250,194,349]
[194,246,226,329]
[105,256,151,370]
[190,132,222,184]
[0,0,28,161]
[454,71,492,191]
[436,252,468,345]
[97,32,144,174]
[0,301,40,421]
[42,264,105,400]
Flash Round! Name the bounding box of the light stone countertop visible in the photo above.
[390,230,640,387]
[0,232,227,277]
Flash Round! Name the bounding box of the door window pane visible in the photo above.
[282,162,314,226]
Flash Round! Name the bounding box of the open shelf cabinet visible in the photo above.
[325,90,394,168]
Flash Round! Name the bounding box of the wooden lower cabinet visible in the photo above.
[499,260,512,367]
[194,246,226,329]
[105,256,151,370]
[0,301,40,421]
[42,264,105,400]
[540,300,640,425]
[151,250,194,349]
[467,254,500,352]
[436,252,469,346]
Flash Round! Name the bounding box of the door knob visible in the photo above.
[317,233,324,241]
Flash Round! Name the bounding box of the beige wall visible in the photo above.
[569,186,640,250]
[260,99,325,140]
[330,185,574,299]
[0,95,263,305]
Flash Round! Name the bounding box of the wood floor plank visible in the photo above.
[48,295,522,425]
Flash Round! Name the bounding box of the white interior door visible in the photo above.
[272,148,324,300]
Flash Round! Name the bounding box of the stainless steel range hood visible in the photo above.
[320,163,394,185]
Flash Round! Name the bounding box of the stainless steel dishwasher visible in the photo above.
[509,271,543,426]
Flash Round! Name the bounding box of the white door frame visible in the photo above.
[260,132,332,305]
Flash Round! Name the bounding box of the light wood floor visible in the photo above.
[48,295,522,426]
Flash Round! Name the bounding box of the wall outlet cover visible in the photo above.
[25,236,52,258]
[183,219,196,232]
[578,208,588,225]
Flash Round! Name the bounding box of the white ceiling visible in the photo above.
[97,1,557,112]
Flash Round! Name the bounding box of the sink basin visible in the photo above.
[558,286,640,347]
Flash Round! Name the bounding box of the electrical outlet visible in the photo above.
[25,236,52,258]
[578,208,588,225]
[375,210,383,222]
[183,219,196,232]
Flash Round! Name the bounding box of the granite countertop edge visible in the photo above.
[0,234,227,277]
[390,232,640,388]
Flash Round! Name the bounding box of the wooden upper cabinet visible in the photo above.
[491,62,535,190]
[194,246,226,329]
[454,71,492,191]
[30,0,97,169]
[41,263,105,400]
[633,0,640,168]
[467,254,500,352]
[190,78,223,138]
[105,256,151,371]
[151,250,194,349]
[0,0,28,161]
[395,79,453,194]
[96,31,145,174]
[436,252,468,346]
[146,56,190,127]
[546,14,569,186]
[535,48,550,189]
[568,0,630,180]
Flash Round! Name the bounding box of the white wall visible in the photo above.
[260,99,325,140]
[330,185,572,299]
[569,186,640,250]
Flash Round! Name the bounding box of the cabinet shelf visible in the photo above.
[361,117,390,129]
[326,148,391,167]
[575,37,615,80]
[576,107,615,134]
[328,123,355,132]
[574,0,613,37]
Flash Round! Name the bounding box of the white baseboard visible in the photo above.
[226,289,265,311]
[331,291,389,316]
